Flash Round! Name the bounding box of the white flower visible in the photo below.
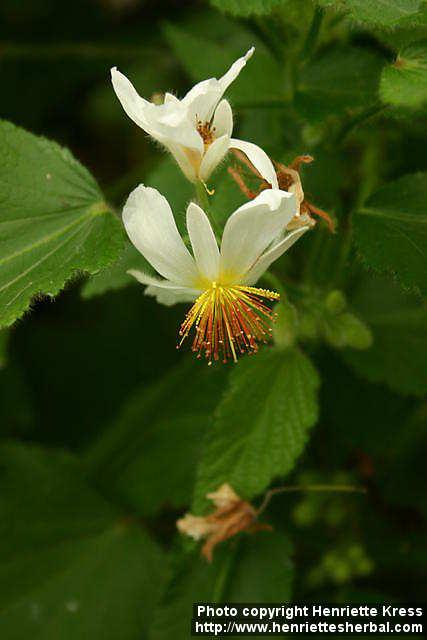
[176,514,217,541]
[111,48,278,187]
[123,185,310,363]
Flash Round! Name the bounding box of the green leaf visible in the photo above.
[354,173,427,296]
[371,5,427,49]
[149,533,293,640]
[0,120,124,329]
[316,0,424,28]
[87,359,228,516]
[344,277,427,396]
[296,47,384,122]
[193,348,319,511]
[0,443,167,640]
[209,0,287,16]
[380,40,427,109]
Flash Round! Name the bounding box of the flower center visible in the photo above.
[197,119,216,150]
[178,283,280,365]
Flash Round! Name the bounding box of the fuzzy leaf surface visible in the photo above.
[0,121,123,328]
[209,0,287,16]
[354,173,427,296]
[193,348,319,511]
[380,40,427,109]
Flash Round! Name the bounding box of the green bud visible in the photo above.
[332,560,351,584]
[292,499,317,527]
[301,123,324,147]
[325,289,347,315]
[324,313,373,350]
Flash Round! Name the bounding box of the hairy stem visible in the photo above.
[211,550,236,602]
[256,483,367,517]
[194,181,221,238]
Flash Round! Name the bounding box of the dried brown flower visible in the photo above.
[228,151,335,233]
[177,483,271,562]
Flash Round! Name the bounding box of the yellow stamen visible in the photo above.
[178,283,280,365]
[197,119,216,150]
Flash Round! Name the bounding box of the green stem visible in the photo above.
[211,551,235,603]
[194,181,208,210]
[301,6,324,61]
[256,483,366,517]
[251,16,286,63]
[194,181,221,238]
[335,232,352,289]
[336,103,384,145]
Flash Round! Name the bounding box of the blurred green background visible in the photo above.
[1,0,427,638]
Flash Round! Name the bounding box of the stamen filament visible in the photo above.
[178,284,280,365]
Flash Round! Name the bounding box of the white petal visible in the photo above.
[186,202,220,281]
[199,134,230,181]
[155,105,203,151]
[128,270,200,306]
[181,78,222,123]
[145,286,198,306]
[163,92,180,105]
[243,227,310,285]
[220,189,297,279]
[219,47,254,94]
[164,142,200,182]
[111,68,203,153]
[123,185,198,285]
[181,47,254,122]
[111,67,152,131]
[230,138,279,189]
[212,99,233,139]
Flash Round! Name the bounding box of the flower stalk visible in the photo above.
[256,483,367,517]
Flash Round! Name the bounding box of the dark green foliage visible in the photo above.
[0,443,167,640]
[354,173,427,295]
[150,533,293,639]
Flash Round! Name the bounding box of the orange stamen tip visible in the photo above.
[179,284,280,364]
